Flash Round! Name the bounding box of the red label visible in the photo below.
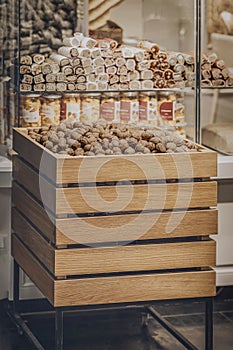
[139,100,147,121]
[159,101,174,120]
[100,101,114,121]
[120,101,130,122]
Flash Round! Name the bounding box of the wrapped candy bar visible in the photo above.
[63,36,81,47]
[58,46,79,58]
[50,53,70,67]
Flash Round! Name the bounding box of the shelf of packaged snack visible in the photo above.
[18,88,193,95]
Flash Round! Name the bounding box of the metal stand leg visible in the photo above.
[13,259,20,315]
[205,298,213,350]
[147,306,198,350]
[55,308,64,350]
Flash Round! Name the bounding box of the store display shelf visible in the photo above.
[217,153,233,179]
[18,87,193,95]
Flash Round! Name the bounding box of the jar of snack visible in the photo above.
[41,95,61,126]
[61,94,81,122]
[139,92,158,126]
[100,92,120,123]
[120,92,139,124]
[157,92,176,128]
[8,89,18,132]
[80,93,100,122]
[175,93,186,137]
[20,94,41,127]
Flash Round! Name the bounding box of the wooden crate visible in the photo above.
[12,128,217,307]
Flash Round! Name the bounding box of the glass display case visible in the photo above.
[1,0,233,150]
[0,0,202,149]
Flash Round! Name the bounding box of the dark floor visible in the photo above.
[0,287,233,350]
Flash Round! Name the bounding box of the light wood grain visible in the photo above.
[54,269,216,307]
[12,182,55,243]
[13,156,56,213]
[57,150,217,184]
[54,240,216,277]
[12,235,54,305]
[12,208,54,273]
[13,128,217,185]
[56,208,218,245]
[12,182,217,245]
[13,128,57,182]
[13,154,217,216]
[56,181,217,215]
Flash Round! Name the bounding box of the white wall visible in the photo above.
[110,0,143,41]
[110,0,195,52]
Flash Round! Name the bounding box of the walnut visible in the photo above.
[84,144,92,152]
[143,147,151,154]
[57,123,66,132]
[112,129,122,138]
[29,133,37,140]
[67,148,75,156]
[87,135,97,144]
[49,132,59,144]
[119,139,129,150]
[51,145,59,153]
[156,142,167,153]
[100,132,112,139]
[131,131,141,140]
[184,140,198,150]
[64,121,74,129]
[166,142,176,151]
[112,147,122,154]
[111,139,120,148]
[74,148,84,156]
[146,142,155,151]
[57,131,65,139]
[71,140,81,150]
[70,131,80,140]
[128,137,137,148]
[80,136,89,146]
[105,149,114,155]
[41,135,48,144]
[141,131,154,140]
[124,147,135,154]
[150,136,161,144]
[85,151,95,156]
[58,138,66,149]
[101,140,109,150]
[44,141,53,150]
[135,143,145,152]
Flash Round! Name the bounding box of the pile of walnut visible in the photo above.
[28,120,201,156]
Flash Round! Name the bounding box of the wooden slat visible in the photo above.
[12,182,55,243]
[13,128,57,183]
[54,269,216,307]
[57,150,217,184]
[13,156,56,213]
[12,182,217,245]
[56,208,218,245]
[12,235,54,305]
[12,180,217,246]
[55,240,216,277]
[13,155,217,216]
[12,208,54,273]
[13,128,217,185]
[56,181,217,215]
[11,234,216,308]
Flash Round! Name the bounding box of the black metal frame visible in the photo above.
[6,260,214,350]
